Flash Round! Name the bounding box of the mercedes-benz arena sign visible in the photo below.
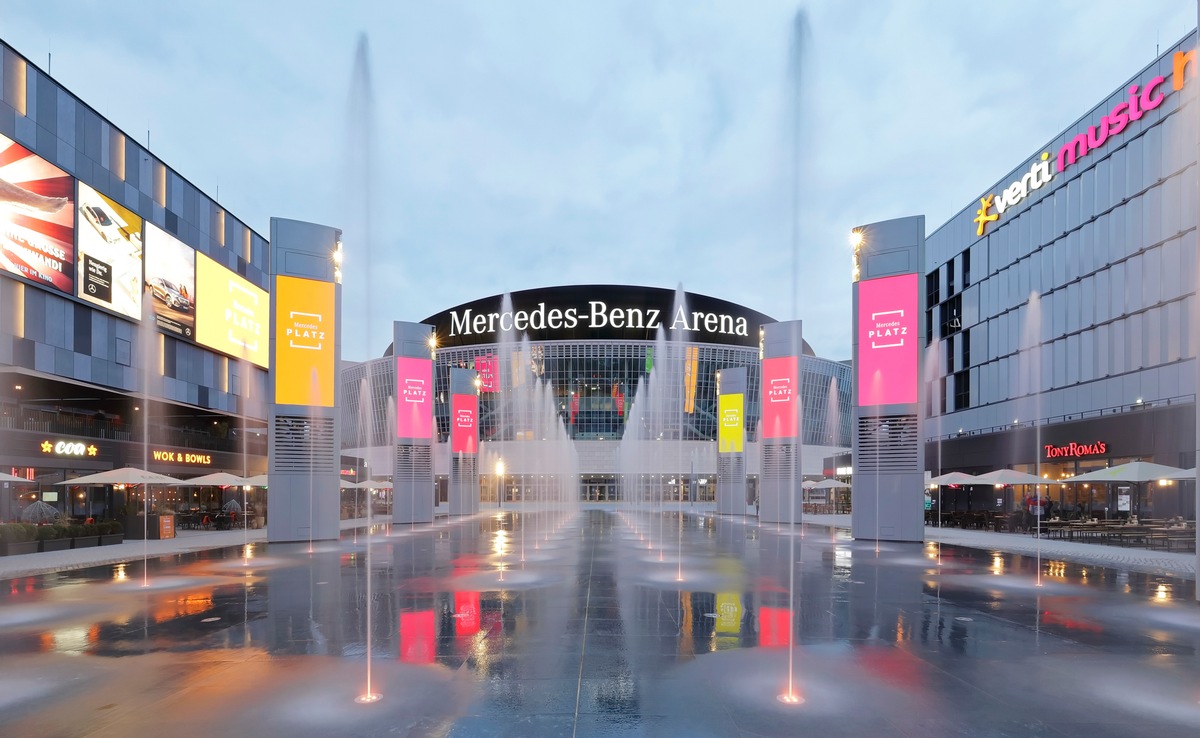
[423,286,778,349]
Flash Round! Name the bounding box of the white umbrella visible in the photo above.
[974,469,1058,486]
[170,472,251,487]
[929,472,982,485]
[1067,461,1188,483]
[20,500,60,523]
[812,478,850,489]
[0,472,36,484]
[243,473,269,487]
[56,467,181,486]
[356,480,393,490]
[801,480,817,489]
[1163,467,1196,481]
[339,479,358,489]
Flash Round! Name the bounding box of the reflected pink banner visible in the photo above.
[857,273,918,406]
[396,357,433,439]
[762,356,798,439]
[451,393,478,454]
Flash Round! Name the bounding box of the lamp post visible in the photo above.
[496,458,505,508]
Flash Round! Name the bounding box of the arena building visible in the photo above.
[340,285,852,504]
[0,39,273,522]
[921,31,1198,519]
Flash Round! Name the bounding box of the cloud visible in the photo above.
[3,0,1194,361]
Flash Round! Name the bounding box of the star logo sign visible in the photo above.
[974,195,998,236]
[86,445,98,457]
[40,440,52,453]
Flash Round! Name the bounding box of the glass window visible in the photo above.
[1052,339,1066,388]
[1126,254,1143,313]
[1182,295,1194,360]
[1110,147,1127,203]
[1128,313,1143,371]
[1080,275,1094,329]
[1097,323,1110,377]
[1066,333,1079,385]
[1162,174,1181,240]
[1142,123,1162,187]
[1161,236,1181,302]
[1143,184,1162,248]
[1065,281,1080,334]
[1094,157,1111,212]
[1111,319,1126,375]
[1143,245,1161,307]
[1110,261,1126,317]
[1080,329,1095,383]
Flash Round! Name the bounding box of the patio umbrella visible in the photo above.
[0,471,36,484]
[56,467,182,486]
[929,472,982,485]
[1067,461,1188,483]
[359,480,393,490]
[812,478,849,489]
[973,469,1058,486]
[801,480,818,489]
[1163,467,1196,481]
[243,474,268,487]
[169,472,251,487]
[20,500,61,524]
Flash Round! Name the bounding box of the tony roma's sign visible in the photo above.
[1043,441,1107,460]
[424,285,776,349]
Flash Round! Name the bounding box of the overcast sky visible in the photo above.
[2,1,1195,361]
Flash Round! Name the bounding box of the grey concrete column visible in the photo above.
[266,218,343,543]
[393,321,435,524]
[850,215,925,543]
[716,366,747,515]
[759,320,803,524]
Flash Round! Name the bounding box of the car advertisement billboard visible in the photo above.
[195,252,268,368]
[0,132,75,294]
[396,357,433,439]
[857,273,918,406]
[274,274,336,407]
[75,181,142,320]
[718,392,744,453]
[144,223,196,340]
[761,356,799,439]
[450,393,478,454]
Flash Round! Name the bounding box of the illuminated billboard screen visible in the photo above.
[144,223,196,340]
[274,275,336,407]
[450,393,478,454]
[396,357,433,439]
[0,133,74,294]
[75,181,142,319]
[718,392,744,453]
[195,252,268,368]
[761,356,798,439]
[474,354,498,392]
[857,273,918,406]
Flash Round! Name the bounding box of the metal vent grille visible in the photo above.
[717,455,744,484]
[450,455,477,483]
[855,414,918,472]
[272,415,336,473]
[395,444,432,479]
[761,442,797,481]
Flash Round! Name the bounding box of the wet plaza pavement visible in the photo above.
[1,508,1199,737]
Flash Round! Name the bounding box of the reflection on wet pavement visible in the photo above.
[1,508,1198,737]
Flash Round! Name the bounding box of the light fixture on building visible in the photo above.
[332,239,344,284]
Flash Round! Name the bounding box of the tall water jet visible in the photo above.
[1022,291,1044,586]
[785,9,812,325]
[347,32,380,706]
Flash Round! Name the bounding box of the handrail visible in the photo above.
[929,393,1196,442]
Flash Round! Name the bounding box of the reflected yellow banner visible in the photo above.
[715,592,742,634]
[718,392,743,453]
[196,253,268,367]
[274,275,335,406]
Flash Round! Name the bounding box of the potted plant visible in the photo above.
[36,524,71,552]
[69,523,101,549]
[99,520,124,546]
[0,523,39,556]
